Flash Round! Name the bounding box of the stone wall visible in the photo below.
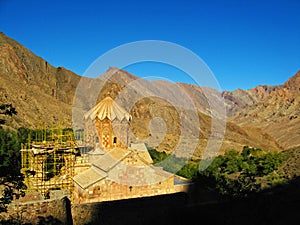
[2,177,300,225]
[71,192,187,225]
[1,192,188,225]
[0,196,72,225]
[74,176,176,204]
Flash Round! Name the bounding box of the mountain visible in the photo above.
[72,66,281,157]
[0,32,80,128]
[224,71,300,149]
[1,32,299,158]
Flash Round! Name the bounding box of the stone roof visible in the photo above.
[73,167,107,189]
[150,166,173,179]
[107,164,174,186]
[91,147,131,172]
[84,96,131,121]
[130,143,153,164]
[73,146,174,189]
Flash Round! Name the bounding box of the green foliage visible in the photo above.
[0,127,26,212]
[156,155,187,174]
[148,148,199,179]
[148,146,286,197]
[176,160,199,179]
[194,146,286,198]
[148,149,169,164]
[0,104,17,125]
[0,128,21,177]
[149,149,186,173]
[255,151,284,176]
[0,103,25,212]
[0,125,77,212]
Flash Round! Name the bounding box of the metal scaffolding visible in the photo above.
[20,128,79,202]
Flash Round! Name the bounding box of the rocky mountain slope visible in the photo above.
[0,32,299,157]
[0,32,80,128]
[72,66,281,157]
[223,71,300,149]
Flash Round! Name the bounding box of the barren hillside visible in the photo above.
[1,32,299,157]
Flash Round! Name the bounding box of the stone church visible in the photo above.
[73,97,182,204]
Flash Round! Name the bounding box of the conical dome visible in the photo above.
[84,97,131,121]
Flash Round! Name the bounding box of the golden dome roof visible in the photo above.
[84,96,131,121]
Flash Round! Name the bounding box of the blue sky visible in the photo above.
[0,0,299,91]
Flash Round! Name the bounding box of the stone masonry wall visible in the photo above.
[74,176,176,204]
[1,197,72,224]
[71,192,187,225]
[1,192,188,225]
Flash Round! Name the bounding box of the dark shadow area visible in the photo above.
[72,192,188,225]
[0,216,64,225]
[65,197,73,225]
[37,216,64,225]
[73,176,300,225]
[179,176,300,225]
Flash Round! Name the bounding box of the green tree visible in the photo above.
[194,147,285,198]
[148,149,169,164]
[0,128,26,212]
[0,104,17,125]
[0,104,26,212]
[177,161,199,179]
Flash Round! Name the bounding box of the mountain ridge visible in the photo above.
[226,70,300,149]
[0,32,80,128]
[0,32,299,156]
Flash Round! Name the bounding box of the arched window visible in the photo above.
[113,137,117,144]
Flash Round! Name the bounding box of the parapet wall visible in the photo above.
[0,196,72,225]
[1,192,187,225]
[71,192,187,225]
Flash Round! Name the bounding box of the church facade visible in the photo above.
[83,96,131,149]
[73,97,179,204]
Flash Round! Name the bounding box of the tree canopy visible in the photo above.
[0,104,17,125]
[149,146,286,198]
[194,146,286,198]
[0,104,25,213]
